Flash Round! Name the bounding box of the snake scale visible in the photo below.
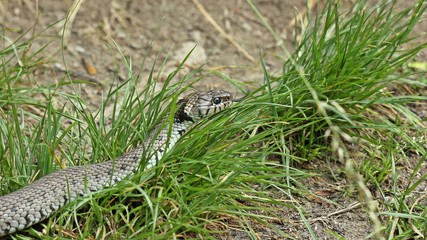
[0,90,234,236]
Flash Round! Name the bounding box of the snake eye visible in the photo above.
[212,97,222,105]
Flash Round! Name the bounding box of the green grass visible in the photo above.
[1,0,427,239]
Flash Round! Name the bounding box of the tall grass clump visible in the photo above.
[238,0,426,239]
[1,0,426,239]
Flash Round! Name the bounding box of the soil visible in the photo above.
[1,0,426,239]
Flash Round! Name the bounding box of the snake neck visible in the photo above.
[144,100,196,169]
[175,102,195,123]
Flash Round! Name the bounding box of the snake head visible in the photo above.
[177,90,233,122]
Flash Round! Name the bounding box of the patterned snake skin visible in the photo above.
[0,90,233,236]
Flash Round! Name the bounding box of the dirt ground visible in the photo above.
[1,0,426,239]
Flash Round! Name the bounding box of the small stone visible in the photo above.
[75,45,86,53]
[173,42,207,65]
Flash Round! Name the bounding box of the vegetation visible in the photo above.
[0,0,426,239]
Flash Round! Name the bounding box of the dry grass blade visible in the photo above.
[192,0,255,63]
[60,0,85,45]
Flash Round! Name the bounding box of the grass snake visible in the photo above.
[0,90,234,236]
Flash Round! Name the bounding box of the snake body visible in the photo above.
[0,90,233,236]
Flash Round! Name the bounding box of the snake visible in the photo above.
[0,90,234,236]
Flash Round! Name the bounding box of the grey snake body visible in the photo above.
[0,90,233,236]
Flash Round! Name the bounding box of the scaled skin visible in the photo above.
[0,90,233,236]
